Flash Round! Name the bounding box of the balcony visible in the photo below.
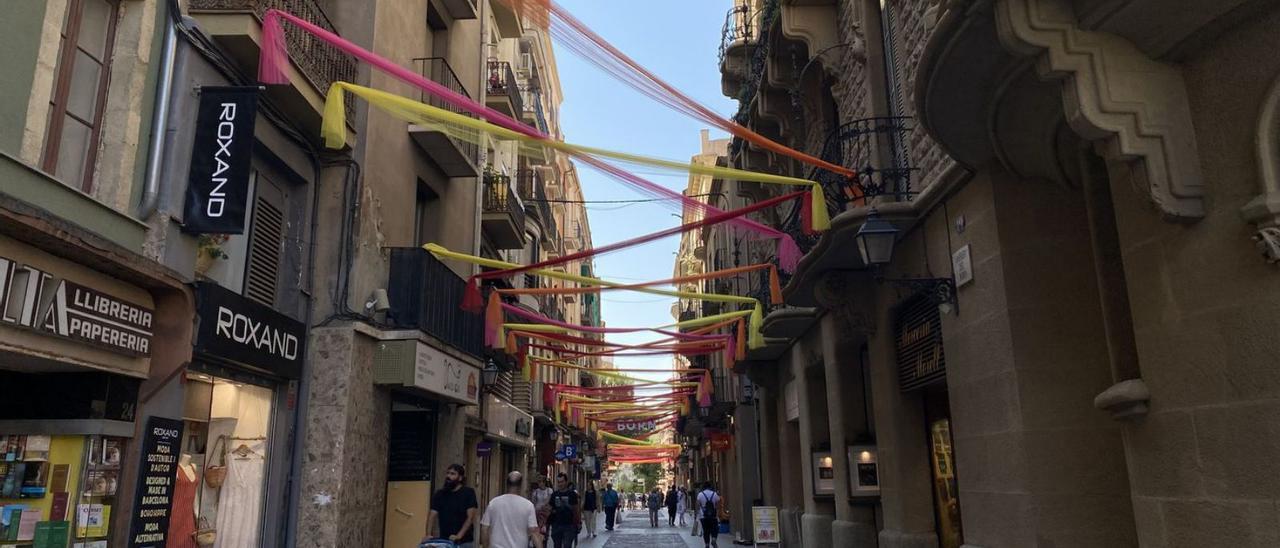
[408,57,480,178]
[719,3,760,97]
[386,247,486,358]
[485,61,524,119]
[490,0,523,38]
[188,0,358,138]
[482,172,526,249]
[440,0,478,20]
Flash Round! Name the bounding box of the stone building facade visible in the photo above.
[704,1,1280,547]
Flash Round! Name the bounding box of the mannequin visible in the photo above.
[167,453,200,548]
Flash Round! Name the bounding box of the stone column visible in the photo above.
[816,271,882,547]
[775,365,805,548]
[755,382,783,508]
[792,339,835,546]
[732,394,762,541]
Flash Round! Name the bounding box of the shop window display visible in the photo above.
[179,373,274,548]
[0,434,128,546]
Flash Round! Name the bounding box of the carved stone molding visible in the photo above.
[1093,378,1151,420]
[993,0,1206,221]
[814,271,878,337]
[779,3,839,58]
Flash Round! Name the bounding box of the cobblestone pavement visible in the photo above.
[570,509,721,548]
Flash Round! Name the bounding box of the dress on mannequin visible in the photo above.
[167,456,199,548]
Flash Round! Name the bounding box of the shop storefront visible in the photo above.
[894,292,963,548]
[0,235,157,546]
[374,339,480,548]
[173,281,305,548]
[478,395,534,505]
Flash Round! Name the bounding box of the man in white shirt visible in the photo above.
[695,481,721,548]
[481,471,544,548]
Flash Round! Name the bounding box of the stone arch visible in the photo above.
[1243,73,1280,230]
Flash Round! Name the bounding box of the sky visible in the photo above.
[553,1,736,382]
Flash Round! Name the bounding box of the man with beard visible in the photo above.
[427,464,478,547]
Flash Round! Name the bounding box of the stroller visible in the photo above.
[418,539,457,548]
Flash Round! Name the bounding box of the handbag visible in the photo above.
[204,435,228,489]
[193,516,216,547]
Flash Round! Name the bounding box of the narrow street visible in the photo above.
[574,511,716,548]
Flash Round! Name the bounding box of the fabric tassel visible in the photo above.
[461,278,484,312]
[777,237,801,273]
[736,320,747,360]
[519,350,531,382]
[321,85,348,149]
[800,193,815,236]
[768,265,783,305]
[257,11,290,85]
[749,305,765,349]
[809,186,832,232]
[505,331,517,353]
[698,374,712,408]
[484,291,503,347]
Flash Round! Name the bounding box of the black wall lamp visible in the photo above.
[855,209,958,315]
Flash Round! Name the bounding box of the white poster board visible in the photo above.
[751,506,780,545]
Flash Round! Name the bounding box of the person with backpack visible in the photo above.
[547,474,580,548]
[601,482,620,531]
[695,481,721,548]
[665,485,679,526]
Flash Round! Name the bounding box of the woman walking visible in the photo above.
[582,482,599,539]
[676,486,688,526]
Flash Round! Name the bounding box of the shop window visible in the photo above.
[42,0,120,192]
[179,372,275,548]
[0,434,129,543]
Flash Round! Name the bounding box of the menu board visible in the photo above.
[127,417,183,547]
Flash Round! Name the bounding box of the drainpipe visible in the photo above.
[136,5,180,220]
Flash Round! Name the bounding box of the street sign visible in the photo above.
[562,444,578,459]
[555,450,567,461]
[476,441,493,457]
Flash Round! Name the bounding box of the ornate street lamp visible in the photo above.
[856,210,959,314]
[481,359,502,392]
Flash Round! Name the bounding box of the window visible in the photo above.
[415,179,440,245]
[43,0,120,192]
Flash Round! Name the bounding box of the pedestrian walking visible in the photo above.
[547,473,580,548]
[695,481,721,548]
[601,483,620,531]
[665,485,679,526]
[425,464,478,548]
[479,471,543,548]
[676,487,688,526]
[646,487,663,527]
[531,479,553,535]
[582,482,599,538]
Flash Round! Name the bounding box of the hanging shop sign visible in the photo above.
[0,253,153,357]
[182,86,260,234]
[476,441,494,458]
[193,282,305,379]
[895,292,946,391]
[709,432,732,453]
[562,444,578,459]
[128,416,184,547]
[485,394,534,447]
[607,419,657,434]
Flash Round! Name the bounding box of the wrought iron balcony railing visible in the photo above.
[718,3,757,67]
[386,247,486,358]
[486,61,524,117]
[189,0,357,117]
[483,172,526,231]
[734,0,780,124]
[413,57,480,165]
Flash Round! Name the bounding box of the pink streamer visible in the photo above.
[258,9,800,271]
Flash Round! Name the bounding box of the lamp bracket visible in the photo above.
[878,276,957,307]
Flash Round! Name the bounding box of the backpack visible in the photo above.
[700,490,717,519]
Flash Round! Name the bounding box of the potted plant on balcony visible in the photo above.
[195,234,230,275]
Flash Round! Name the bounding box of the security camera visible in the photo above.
[1255,228,1280,264]
[365,288,391,313]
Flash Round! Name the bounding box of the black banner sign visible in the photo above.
[182,86,259,234]
[194,282,305,379]
[895,292,946,391]
[128,417,183,548]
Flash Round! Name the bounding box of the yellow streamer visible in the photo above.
[323,82,830,231]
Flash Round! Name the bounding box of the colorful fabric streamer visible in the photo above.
[256,9,805,269]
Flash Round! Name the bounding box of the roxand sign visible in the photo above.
[894,292,946,391]
[193,282,305,379]
[182,86,260,234]
[0,254,153,357]
[127,417,184,547]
